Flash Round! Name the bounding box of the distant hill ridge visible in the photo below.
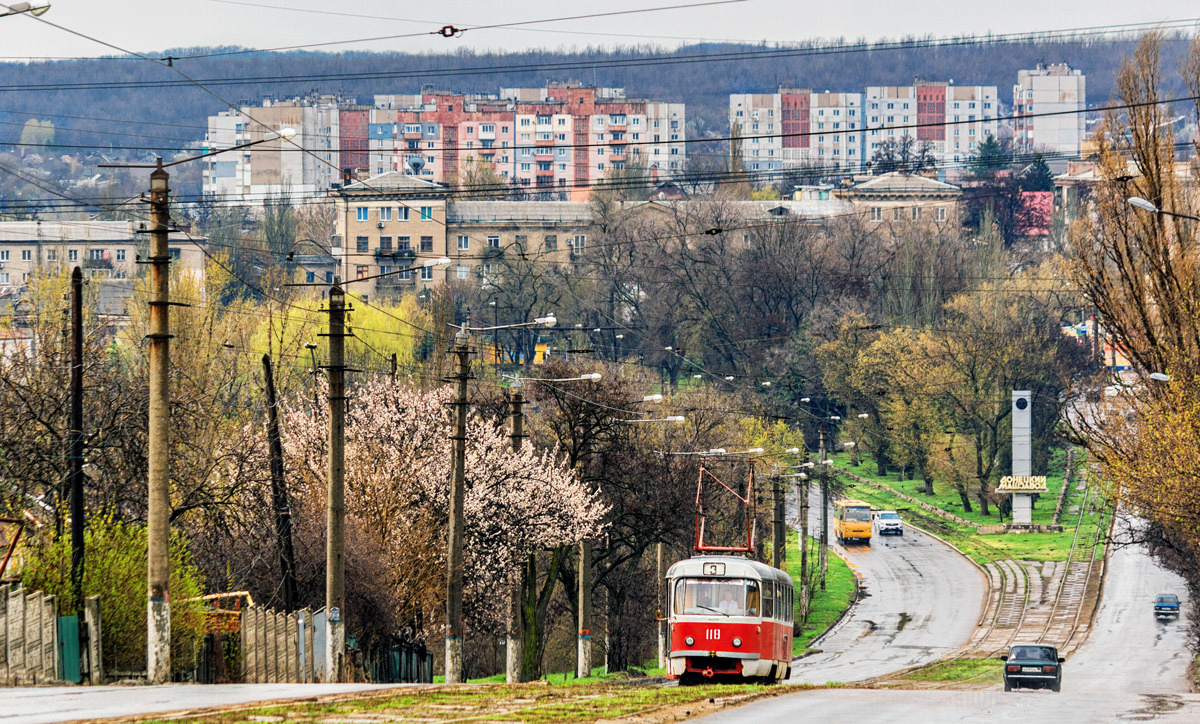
[0,35,1190,153]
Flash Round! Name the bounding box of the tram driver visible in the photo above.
[718,587,742,615]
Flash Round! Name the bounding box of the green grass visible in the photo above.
[134,681,803,724]
[831,449,1108,564]
[776,529,857,656]
[898,657,1004,684]
[437,664,668,686]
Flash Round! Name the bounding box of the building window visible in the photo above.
[379,207,392,221]
[168,248,181,260]
[420,266,433,280]
[116,249,126,261]
[870,207,882,221]
[0,273,7,284]
[420,206,433,220]
[420,236,433,252]
[379,237,392,252]
[69,249,78,261]
[458,235,469,251]
[90,249,104,260]
[306,271,315,283]
[456,264,469,279]
[380,265,392,275]
[356,207,369,222]
[912,207,921,220]
[326,271,334,283]
[399,269,412,280]
[356,265,369,280]
[514,235,527,251]
[20,250,31,261]
[893,208,904,221]
[47,249,57,261]
[356,237,369,253]
[572,235,586,251]
[544,235,558,252]
[398,206,409,220]
[398,236,411,251]
[937,207,947,222]
[487,235,500,248]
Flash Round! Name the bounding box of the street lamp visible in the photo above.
[616,415,686,424]
[505,372,601,384]
[643,394,664,403]
[784,447,800,454]
[1149,372,1171,382]
[0,2,50,18]
[1128,197,1200,222]
[857,413,869,419]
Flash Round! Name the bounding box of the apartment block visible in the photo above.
[366,84,685,200]
[732,82,998,173]
[0,221,206,288]
[1013,63,1086,157]
[202,95,344,202]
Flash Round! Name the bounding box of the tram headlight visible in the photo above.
[685,636,695,646]
[732,637,742,648]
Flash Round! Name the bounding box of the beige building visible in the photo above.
[834,172,962,224]
[0,220,206,289]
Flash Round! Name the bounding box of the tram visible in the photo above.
[665,555,794,684]
[664,456,794,685]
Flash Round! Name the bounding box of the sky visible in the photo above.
[0,0,1192,60]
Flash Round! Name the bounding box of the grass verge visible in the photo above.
[894,657,1004,685]
[133,681,820,724]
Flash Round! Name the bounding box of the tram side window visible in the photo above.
[745,580,759,616]
[763,581,774,619]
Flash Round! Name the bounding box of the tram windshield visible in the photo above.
[673,578,760,616]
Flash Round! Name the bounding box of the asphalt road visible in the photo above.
[0,683,399,724]
[1067,515,1192,694]
[692,688,1200,723]
[788,487,986,684]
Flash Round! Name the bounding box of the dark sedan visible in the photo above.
[1002,644,1063,692]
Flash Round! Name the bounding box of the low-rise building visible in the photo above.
[834,172,962,224]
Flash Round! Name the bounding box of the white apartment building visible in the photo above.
[202,96,343,203]
[1013,64,1086,158]
[731,83,998,175]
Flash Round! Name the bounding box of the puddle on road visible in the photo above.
[897,612,912,632]
[1118,694,1187,720]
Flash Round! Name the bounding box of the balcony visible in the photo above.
[376,248,417,259]
[403,130,423,140]
[83,257,112,270]
[377,274,416,291]
[478,146,497,156]
[534,148,555,160]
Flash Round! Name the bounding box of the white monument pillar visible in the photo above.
[1011,391,1033,525]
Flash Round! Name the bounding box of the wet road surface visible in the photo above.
[1067,516,1191,694]
[0,683,400,723]
[692,688,1200,723]
[788,488,986,684]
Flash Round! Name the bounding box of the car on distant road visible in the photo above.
[1001,644,1063,692]
[1153,593,1181,620]
[875,510,903,536]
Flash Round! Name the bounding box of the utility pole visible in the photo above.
[325,284,347,682]
[68,266,84,614]
[445,330,470,684]
[819,427,829,592]
[799,469,810,619]
[656,541,666,669]
[577,540,592,679]
[390,353,397,382]
[146,161,172,684]
[263,355,297,611]
[505,383,525,684]
[772,470,784,569]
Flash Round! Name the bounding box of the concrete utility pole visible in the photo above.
[68,266,85,615]
[325,284,347,682]
[263,355,298,611]
[772,471,784,569]
[819,428,829,592]
[445,330,470,684]
[799,470,810,619]
[656,541,666,669]
[576,540,592,679]
[505,384,525,684]
[146,162,172,683]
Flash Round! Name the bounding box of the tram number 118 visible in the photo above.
[705,629,721,640]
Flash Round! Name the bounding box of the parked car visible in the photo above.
[875,510,904,536]
[1002,644,1063,692]
[1154,593,1181,620]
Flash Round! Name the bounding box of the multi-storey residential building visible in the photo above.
[0,221,206,288]
[202,95,344,202]
[366,85,685,200]
[1013,63,1086,158]
[732,82,998,174]
[338,104,372,180]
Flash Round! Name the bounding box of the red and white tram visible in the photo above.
[665,555,794,684]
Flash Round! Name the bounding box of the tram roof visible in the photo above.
[665,555,792,585]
